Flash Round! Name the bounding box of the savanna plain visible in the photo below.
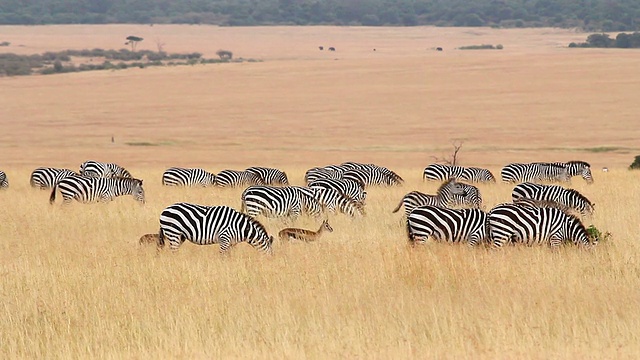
[0,25,639,358]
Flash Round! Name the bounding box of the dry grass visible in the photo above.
[1,167,639,358]
[1,25,639,358]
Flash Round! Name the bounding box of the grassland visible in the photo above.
[1,25,639,358]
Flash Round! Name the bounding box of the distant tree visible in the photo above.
[586,33,614,47]
[125,36,143,51]
[216,50,233,60]
[630,155,640,170]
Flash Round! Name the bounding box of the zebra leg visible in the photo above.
[549,235,562,248]
[219,233,233,255]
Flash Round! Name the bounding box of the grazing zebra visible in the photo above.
[30,167,78,190]
[392,179,481,216]
[304,165,345,185]
[342,167,403,187]
[511,182,594,217]
[162,167,216,187]
[407,206,488,247]
[487,203,595,248]
[79,160,133,178]
[215,170,264,188]
[49,177,145,205]
[308,178,367,205]
[0,170,8,188]
[158,203,273,254]
[311,188,365,217]
[423,164,495,183]
[245,166,289,186]
[241,186,323,219]
[501,163,570,184]
[542,161,593,184]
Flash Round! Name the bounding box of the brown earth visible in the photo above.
[0,25,637,172]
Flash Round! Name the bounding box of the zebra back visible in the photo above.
[216,170,264,188]
[162,167,216,187]
[79,160,132,178]
[511,182,594,217]
[245,166,289,186]
[423,164,465,181]
[407,205,488,246]
[51,176,145,204]
[308,178,367,205]
[342,167,403,187]
[304,166,344,185]
[30,167,77,189]
[158,203,273,254]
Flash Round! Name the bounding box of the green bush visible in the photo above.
[629,155,640,170]
[458,44,499,50]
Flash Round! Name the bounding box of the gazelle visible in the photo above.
[278,219,333,242]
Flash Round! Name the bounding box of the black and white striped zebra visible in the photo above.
[245,166,289,186]
[304,165,345,185]
[79,160,133,178]
[512,182,594,217]
[241,186,323,219]
[0,170,8,188]
[308,178,367,205]
[310,187,365,217]
[30,167,78,190]
[423,164,495,183]
[407,206,488,247]
[162,167,216,187]
[49,176,145,205]
[215,170,264,188]
[501,163,570,184]
[487,203,594,248]
[158,203,273,254]
[392,179,481,216]
[539,161,593,184]
[462,167,496,182]
[342,167,403,187]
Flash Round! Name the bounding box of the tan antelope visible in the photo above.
[139,233,159,245]
[278,219,333,242]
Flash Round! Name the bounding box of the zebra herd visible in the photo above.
[1,159,600,253]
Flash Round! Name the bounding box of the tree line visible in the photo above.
[0,0,639,31]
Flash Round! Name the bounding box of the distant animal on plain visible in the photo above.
[319,46,324,50]
[278,219,333,242]
[328,47,336,51]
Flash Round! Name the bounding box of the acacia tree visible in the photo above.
[125,36,143,51]
[431,140,464,166]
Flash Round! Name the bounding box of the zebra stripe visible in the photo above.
[245,166,289,186]
[158,203,273,254]
[0,170,8,188]
[462,167,496,182]
[50,177,145,205]
[215,170,264,188]
[342,167,403,187]
[79,160,133,178]
[308,178,367,205]
[241,186,323,219]
[539,161,593,184]
[393,179,481,216]
[512,182,594,217]
[30,167,78,190]
[304,166,345,185]
[488,203,593,248]
[407,205,488,246]
[162,167,216,187]
[311,187,365,217]
[423,164,465,181]
[501,163,570,184]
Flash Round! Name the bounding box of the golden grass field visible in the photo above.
[1,25,640,358]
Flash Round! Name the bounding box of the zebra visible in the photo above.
[304,165,345,185]
[215,170,264,188]
[245,166,289,186]
[49,176,145,205]
[407,205,488,247]
[311,187,365,217]
[342,167,403,187]
[158,203,273,254]
[511,182,594,217]
[30,167,78,190]
[0,170,8,188]
[487,203,595,248]
[392,179,481,216]
[79,160,133,178]
[423,164,495,183]
[162,167,216,187]
[500,163,570,184]
[462,167,496,182]
[308,178,367,205]
[241,186,323,219]
[542,161,593,184]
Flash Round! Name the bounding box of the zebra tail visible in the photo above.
[157,227,166,249]
[49,184,57,204]
[392,198,404,213]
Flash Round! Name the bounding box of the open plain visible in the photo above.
[0,25,639,358]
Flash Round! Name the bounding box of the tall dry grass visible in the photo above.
[1,166,639,358]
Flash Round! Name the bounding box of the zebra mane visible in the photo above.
[566,160,591,167]
[564,188,593,206]
[436,178,457,194]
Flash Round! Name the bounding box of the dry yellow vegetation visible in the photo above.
[0,25,639,358]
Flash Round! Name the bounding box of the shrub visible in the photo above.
[458,44,498,50]
[216,49,233,60]
[629,155,640,170]
[0,41,10,46]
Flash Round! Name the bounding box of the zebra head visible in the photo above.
[131,178,145,204]
[563,214,592,247]
[460,184,483,209]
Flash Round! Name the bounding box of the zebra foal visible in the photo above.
[158,203,273,254]
[215,169,264,188]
